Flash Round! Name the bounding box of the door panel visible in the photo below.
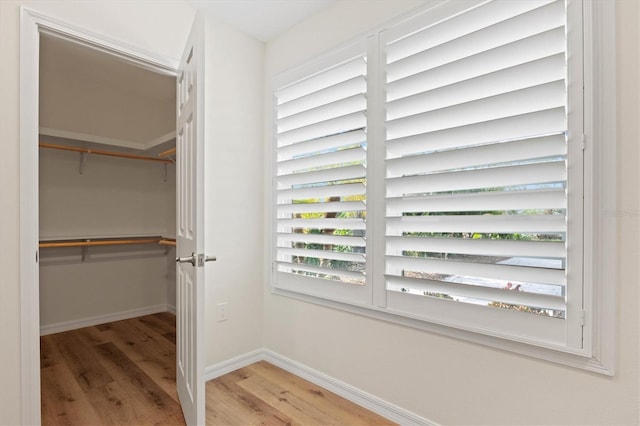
[176,15,205,426]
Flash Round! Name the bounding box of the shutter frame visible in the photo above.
[273,39,370,303]
[382,0,574,338]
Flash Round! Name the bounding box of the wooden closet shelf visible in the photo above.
[39,142,174,164]
[39,237,176,249]
[158,147,176,158]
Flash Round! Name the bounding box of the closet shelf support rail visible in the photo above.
[39,143,174,164]
[39,237,164,249]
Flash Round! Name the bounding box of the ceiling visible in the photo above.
[188,0,336,42]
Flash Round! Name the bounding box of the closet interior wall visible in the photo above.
[38,34,177,333]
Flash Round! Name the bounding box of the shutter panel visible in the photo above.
[384,0,569,319]
[275,53,368,288]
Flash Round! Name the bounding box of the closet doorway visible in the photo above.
[38,34,178,331]
[38,31,179,422]
[21,11,209,423]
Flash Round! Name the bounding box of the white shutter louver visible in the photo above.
[275,53,368,287]
[384,0,570,318]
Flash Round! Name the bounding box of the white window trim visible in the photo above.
[267,0,616,375]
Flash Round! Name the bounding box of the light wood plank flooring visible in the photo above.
[41,313,395,425]
[206,361,395,426]
[41,312,183,425]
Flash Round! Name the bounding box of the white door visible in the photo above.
[176,14,207,426]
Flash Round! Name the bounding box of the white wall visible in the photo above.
[202,14,265,366]
[39,247,168,327]
[40,69,175,147]
[39,145,174,239]
[38,143,175,328]
[0,1,194,423]
[39,34,176,148]
[263,1,640,425]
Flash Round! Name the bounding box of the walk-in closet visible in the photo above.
[38,33,177,362]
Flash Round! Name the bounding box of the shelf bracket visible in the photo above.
[79,152,89,174]
[81,242,89,262]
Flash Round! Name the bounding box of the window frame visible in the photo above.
[378,0,583,351]
[268,0,616,375]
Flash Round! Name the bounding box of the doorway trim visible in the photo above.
[19,8,178,423]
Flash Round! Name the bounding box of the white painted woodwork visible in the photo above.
[176,14,206,426]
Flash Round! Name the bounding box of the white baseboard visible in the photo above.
[204,348,436,426]
[40,304,170,335]
[263,350,436,426]
[203,349,264,381]
[167,304,176,315]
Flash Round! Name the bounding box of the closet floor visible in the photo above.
[41,313,395,425]
[40,313,183,425]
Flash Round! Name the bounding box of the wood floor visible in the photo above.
[41,313,395,425]
[41,312,184,425]
[206,361,394,425]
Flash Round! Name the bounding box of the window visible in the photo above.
[271,0,616,372]
[274,40,370,304]
[381,0,583,348]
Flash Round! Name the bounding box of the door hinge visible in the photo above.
[580,310,586,327]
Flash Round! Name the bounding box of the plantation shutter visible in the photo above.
[274,44,370,302]
[382,0,577,341]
